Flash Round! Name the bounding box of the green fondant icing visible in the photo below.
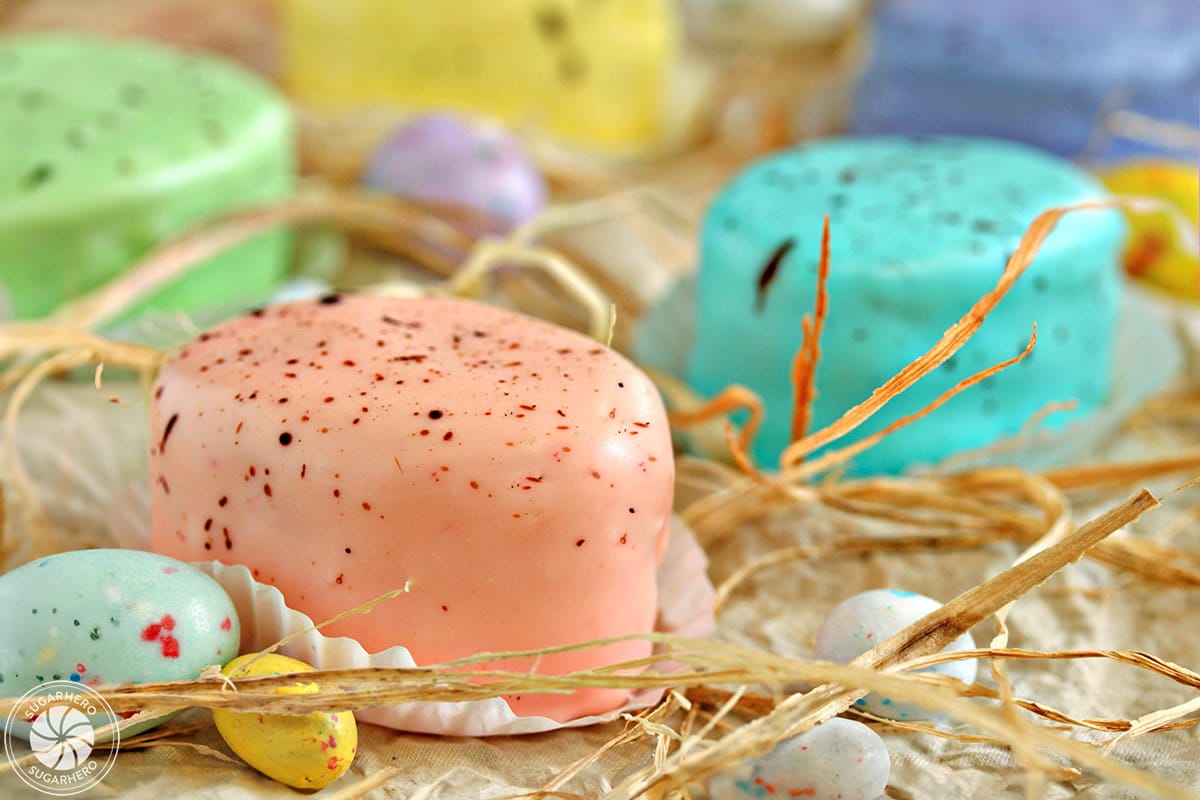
[688,137,1126,473]
[0,34,294,321]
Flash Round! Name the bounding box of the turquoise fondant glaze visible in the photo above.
[688,137,1126,473]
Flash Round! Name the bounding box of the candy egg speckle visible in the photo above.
[814,589,977,720]
[363,112,546,231]
[213,653,357,790]
[0,549,240,737]
[708,717,890,800]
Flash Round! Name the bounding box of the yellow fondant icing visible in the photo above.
[278,0,678,153]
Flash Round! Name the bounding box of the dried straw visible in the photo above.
[788,215,832,445]
[777,201,1113,470]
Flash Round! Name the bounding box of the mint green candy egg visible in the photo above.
[0,549,240,739]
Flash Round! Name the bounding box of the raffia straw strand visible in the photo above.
[721,421,770,485]
[1,349,91,566]
[778,200,1113,469]
[818,484,1046,533]
[232,584,410,677]
[510,186,697,254]
[907,647,1200,690]
[0,333,168,570]
[989,463,1076,799]
[781,326,1038,481]
[448,239,612,342]
[1092,536,1200,586]
[533,700,680,796]
[0,325,165,391]
[1103,696,1200,756]
[1044,451,1200,491]
[11,637,1194,720]
[788,214,832,447]
[666,385,765,459]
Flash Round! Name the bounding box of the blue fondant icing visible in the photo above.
[687,136,1126,473]
[851,0,1200,160]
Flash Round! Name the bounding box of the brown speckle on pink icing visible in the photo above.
[158,413,179,453]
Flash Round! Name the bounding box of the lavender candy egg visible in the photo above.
[362,112,547,231]
[814,589,977,720]
[708,717,890,800]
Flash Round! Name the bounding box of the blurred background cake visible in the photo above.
[278,0,679,156]
[0,33,294,322]
[683,136,1127,473]
[852,0,1200,161]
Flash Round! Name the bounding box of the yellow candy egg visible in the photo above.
[1101,160,1199,301]
[213,653,357,790]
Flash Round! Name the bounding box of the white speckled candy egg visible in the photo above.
[814,589,976,720]
[708,717,890,800]
[213,653,356,790]
[0,549,240,737]
[362,112,546,231]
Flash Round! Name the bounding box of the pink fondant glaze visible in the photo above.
[148,294,674,721]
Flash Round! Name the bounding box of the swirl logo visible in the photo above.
[29,706,94,770]
[4,680,119,796]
